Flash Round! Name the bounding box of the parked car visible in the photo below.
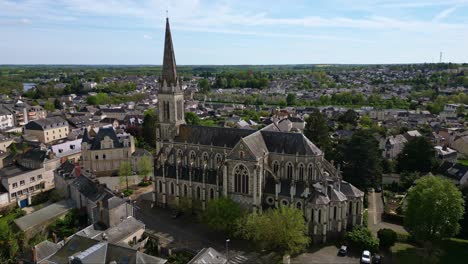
[338,245,348,256]
[372,254,382,264]
[361,250,371,264]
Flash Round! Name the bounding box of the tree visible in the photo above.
[345,226,379,253]
[405,176,464,242]
[142,109,157,147]
[377,228,397,250]
[198,78,210,94]
[119,161,132,190]
[203,198,242,235]
[0,221,19,262]
[43,101,55,111]
[286,93,297,106]
[237,206,310,255]
[304,109,331,156]
[396,137,436,174]
[338,109,358,126]
[138,155,153,181]
[400,171,421,190]
[185,112,200,125]
[341,130,382,189]
[54,98,62,109]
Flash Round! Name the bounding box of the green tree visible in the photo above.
[345,226,379,253]
[377,228,397,250]
[341,130,382,189]
[0,221,19,262]
[237,206,310,255]
[203,198,242,235]
[400,171,421,190]
[396,137,436,174]
[138,155,153,181]
[405,176,464,242]
[185,112,201,125]
[198,78,210,94]
[119,161,132,190]
[54,98,62,109]
[142,109,157,147]
[338,109,358,126]
[304,109,331,156]
[43,101,55,111]
[286,93,297,106]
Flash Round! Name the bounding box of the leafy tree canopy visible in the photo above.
[405,176,465,242]
[396,137,437,174]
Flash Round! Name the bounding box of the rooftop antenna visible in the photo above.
[439,51,443,63]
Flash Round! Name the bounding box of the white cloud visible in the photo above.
[433,6,457,22]
[143,34,152,39]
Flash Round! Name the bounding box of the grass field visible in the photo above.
[458,159,468,166]
[392,238,468,264]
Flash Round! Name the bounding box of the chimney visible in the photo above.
[32,247,37,264]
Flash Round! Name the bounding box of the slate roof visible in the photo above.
[188,247,227,264]
[439,161,468,181]
[308,190,330,205]
[329,188,348,202]
[103,216,145,243]
[15,200,73,232]
[46,235,100,264]
[87,127,123,150]
[71,176,114,203]
[176,125,322,156]
[25,116,68,131]
[34,240,61,263]
[340,181,364,198]
[175,125,254,148]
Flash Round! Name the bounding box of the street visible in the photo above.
[368,190,408,235]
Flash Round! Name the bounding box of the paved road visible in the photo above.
[368,190,408,235]
[292,246,360,264]
[134,193,280,263]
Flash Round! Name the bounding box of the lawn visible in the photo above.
[392,239,468,264]
[458,159,468,166]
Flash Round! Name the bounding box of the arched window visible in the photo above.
[334,206,337,220]
[234,165,249,194]
[349,202,353,215]
[210,188,214,200]
[273,161,279,175]
[239,151,244,159]
[298,164,305,181]
[190,151,196,163]
[215,154,223,166]
[307,164,314,181]
[158,181,162,193]
[318,209,322,224]
[183,184,188,197]
[196,186,201,200]
[202,152,209,164]
[170,182,174,195]
[286,163,293,180]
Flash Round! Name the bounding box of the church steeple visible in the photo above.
[162,17,178,89]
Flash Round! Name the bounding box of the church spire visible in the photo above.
[162,17,178,88]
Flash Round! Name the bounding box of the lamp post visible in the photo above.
[226,238,230,263]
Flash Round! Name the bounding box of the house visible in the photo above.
[50,138,82,163]
[434,146,458,162]
[381,135,407,159]
[69,174,134,228]
[438,161,468,186]
[33,220,167,264]
[24,117,70,144]
[0,148,58,207]
[81,127,135,176]
[452,135,468,157]
[0,106,14,129]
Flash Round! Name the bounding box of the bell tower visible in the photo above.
[157,17,185,151]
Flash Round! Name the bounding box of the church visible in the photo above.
[152,18,364,243]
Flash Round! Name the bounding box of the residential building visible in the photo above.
[81,127,135,175]
[24,116,69,144]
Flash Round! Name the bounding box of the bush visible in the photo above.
[345,226,379,253]
[363,209,369,227]
[377,228,397,250]
[123,189,134,197]
[138,181,151,187]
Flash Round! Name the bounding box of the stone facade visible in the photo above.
[152,18,364,243]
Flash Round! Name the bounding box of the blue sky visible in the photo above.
[1,0,467,64]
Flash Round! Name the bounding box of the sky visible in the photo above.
[1,0,467,65]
